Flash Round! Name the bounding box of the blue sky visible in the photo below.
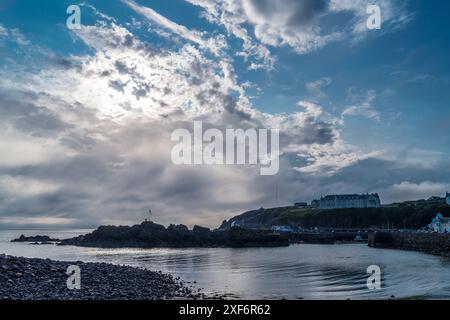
[0,0,449,228]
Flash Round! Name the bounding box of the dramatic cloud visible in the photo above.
[186,0,411,57]
[241,0,333,52]
[1,2,443,231]
[185,0,276,70]
[0,16,357,229]
[123,0,227,56]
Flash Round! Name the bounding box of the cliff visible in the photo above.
[220,203,450,230]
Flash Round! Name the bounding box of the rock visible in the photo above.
[0,255,198,300]
[11,235,60,243]
[58,221,289,248]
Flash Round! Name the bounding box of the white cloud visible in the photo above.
[0,25,31,45]
[0,17,368,228]
[241,0,341,54]
[0,24,8,37]
[330,0,413,35]
[342,90,380,122]
[306,77,332,100]
[0,176,61,198]
[124,0,203,43]
[186,0,411,58]
[123,0,227,56]
[186,0,276,70]
[9,28,30,45]
[0,129,73,167]
[384,181,450,203]
[0,5,431,230]
[0,216,79,227]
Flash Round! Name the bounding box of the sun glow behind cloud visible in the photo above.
[0,0,449,229]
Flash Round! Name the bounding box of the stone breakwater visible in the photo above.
[368,232,450,257]
[0,254,202,300]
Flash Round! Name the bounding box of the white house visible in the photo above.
[429,213,450,233]
[271,226,295,233]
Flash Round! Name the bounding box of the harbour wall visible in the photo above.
[289,232,365,244]
[368,231,450,257]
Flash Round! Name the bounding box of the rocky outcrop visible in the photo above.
[368,232,450,257]
[11,235,60,243]
[59,221,289,248]
[0,254,198,300]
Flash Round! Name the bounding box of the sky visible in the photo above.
[0,0,449,229]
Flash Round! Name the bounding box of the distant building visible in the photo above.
[311,200,320,208]
[446,192,450,206]
[271,225,295,233]
[294,202,308,208]
[429,213,450,233]
[230,219,261,230]
[313,193,381,210]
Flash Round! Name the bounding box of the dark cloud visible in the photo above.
[287,0,329,26]
[109,79,128,93]
[53,57,83,71]
[0,89,69,137]
[246,0,330,27]
[282,121,335,146]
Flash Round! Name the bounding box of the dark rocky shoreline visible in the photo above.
[58,221,289,248]
[11,235,61,243]
[0,254,202,300]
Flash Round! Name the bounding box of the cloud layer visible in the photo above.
[0,1,446,230]
[186,0,412,65]
[0,15,354,228]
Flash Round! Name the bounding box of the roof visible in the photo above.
[321,194,380,200]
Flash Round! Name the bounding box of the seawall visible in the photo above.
[368,231,450,257]
[289,232,365,244]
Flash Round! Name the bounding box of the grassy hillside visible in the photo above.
[220,201,450,230]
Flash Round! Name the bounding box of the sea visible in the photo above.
[1,229,450,299]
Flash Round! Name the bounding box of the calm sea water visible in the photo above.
[1,229,450,300]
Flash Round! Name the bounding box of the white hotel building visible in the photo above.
[313,194,381,210]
